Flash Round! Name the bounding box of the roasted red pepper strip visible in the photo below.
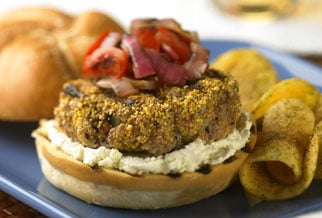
[83,30,129,79]
[133,28,159,50]
[155,26,191,64]
[85,30,112,56]
[83,46,129,79]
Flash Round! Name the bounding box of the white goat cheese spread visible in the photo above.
[45,112,252,175]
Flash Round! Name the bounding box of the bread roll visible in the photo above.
[0,7,124,121]
[33,121,252,209]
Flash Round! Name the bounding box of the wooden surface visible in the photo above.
[0,190,44,217]
[0,56,321,217]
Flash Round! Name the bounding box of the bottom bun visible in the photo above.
[33,123,253,209]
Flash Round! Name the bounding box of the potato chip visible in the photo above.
[210,48,278,111]
[314,94,322,124]
[313,121,322,179]
[252,78,320,121]
[239,98,317,200]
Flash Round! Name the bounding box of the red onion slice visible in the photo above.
[101,32,123,47]
[122,35,155,79]
[160,43,180,61]
[145,48,186,86]
[97,77,139,98]
[184,42,210,81]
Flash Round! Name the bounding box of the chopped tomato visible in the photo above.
[155,26,191,64]
[85,30,112,56]
[133,28,159,50]
[83,46,129,79]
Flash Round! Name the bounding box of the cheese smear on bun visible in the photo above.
[44,111,252,175]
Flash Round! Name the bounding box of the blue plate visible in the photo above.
[0,40,322,218]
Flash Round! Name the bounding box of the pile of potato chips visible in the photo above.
[210,49,322,203]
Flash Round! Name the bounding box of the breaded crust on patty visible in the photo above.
[54,70,241,155]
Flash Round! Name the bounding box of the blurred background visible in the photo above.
[0,0,321,55]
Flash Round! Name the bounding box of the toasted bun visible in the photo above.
[0,7,124,121]
[33,116,256,209]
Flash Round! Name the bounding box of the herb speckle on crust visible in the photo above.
[55,71,241,155]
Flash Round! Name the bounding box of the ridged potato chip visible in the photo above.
[210,47,321,203]
[313,121,322,179]
[314,94,322,124]
[239,98,317,200]
[210,48,279,111]
[252,78,320,121]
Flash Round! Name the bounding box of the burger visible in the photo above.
[32,18,256,209]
